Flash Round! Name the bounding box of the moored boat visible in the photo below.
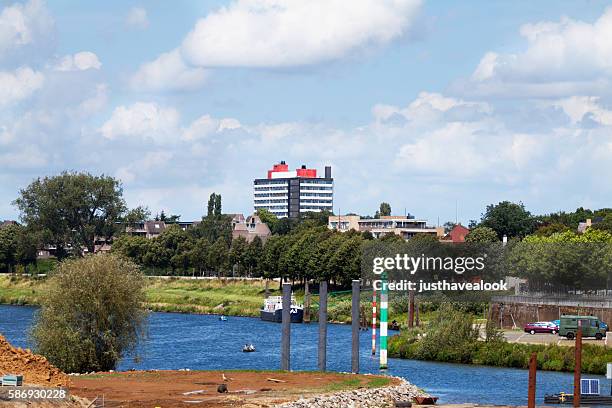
[260,295,304,323]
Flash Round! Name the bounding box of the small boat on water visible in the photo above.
[260,295,304,323]
[242,344,256,352]
[219,315,227,321]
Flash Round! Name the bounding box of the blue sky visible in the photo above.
[2,0,612,225]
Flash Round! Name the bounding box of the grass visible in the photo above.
[0,275,443,324]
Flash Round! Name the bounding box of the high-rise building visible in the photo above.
[253,161,333,218]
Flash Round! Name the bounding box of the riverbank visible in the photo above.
[388,330,612,375]
[69,370,417,407]
[0,275,408,324]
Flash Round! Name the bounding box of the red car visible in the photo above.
[524,322,558,335]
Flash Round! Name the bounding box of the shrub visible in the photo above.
[31,254,147,373]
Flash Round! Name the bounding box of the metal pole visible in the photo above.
[304,280,310,323]
[573,326,582,407]
[380,273,388,369]
[528,352,537,408]
[281,282,291,371]
[318,281,328,371]
[372,287,377,355]
[351,280,360,373]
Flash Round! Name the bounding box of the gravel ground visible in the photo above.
[274,374,425,408]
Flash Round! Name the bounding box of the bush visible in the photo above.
[31,254,147,373]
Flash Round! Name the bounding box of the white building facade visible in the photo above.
[254,161,333,218]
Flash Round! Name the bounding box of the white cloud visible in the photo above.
[466,8,612,97]
[0,0,54,57]
[99,102,180,142]
[126,7,149,30]
[553,96,612,125]
[116,151,173,183]
[180,0,421,68]
[130,49,208,92]
[182,114,242,140]
[0,66,44,107]
[372,92,491,124]
[55,51,101,71]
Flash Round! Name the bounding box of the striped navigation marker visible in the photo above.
[379,273,388,369]
[372,288,377,355]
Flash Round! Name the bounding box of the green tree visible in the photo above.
[256,208,279,231]
[188,238,211,275]
[591,213,612,234]
[375,202,392,218]
[465,226,499,243]
[0,224,38,273]
[208,237,230,275]
[229,236,249,275]
[535,223,571,237]
[479,201,535,239]
[13,172,128,258]
[31,254,147,373]
[244,236,263,276]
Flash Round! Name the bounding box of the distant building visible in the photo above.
[232,214,271,243]
[254,161,333,218]
[329,215,443,240]
[328,215,361,232]
[444,224,470,243]
[577,217,602,233]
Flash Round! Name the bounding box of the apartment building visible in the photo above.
[253,161,333,218]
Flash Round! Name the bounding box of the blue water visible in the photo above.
[1,305,608,405]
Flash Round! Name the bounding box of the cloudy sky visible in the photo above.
[2,0,612,224]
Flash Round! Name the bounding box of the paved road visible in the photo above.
[503,330,608,346]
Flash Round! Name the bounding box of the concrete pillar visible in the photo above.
[574,327,582,407]
[281,283,291,371]
[318,281,328,371]
[351,280,360,373]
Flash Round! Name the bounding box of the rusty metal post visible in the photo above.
[574,326,582,407]
[408,290,415,328]
[528,352,537,408]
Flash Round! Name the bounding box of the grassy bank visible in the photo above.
[389,331,612,375]
[0,276,374,322]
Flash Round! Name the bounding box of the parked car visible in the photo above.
[524,321,559,335]
[558,315,607,340]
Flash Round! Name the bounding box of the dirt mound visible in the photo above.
[0,334,69,387]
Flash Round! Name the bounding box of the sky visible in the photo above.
[2,0,612,225]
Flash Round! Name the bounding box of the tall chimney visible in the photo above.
[325,166,332,178]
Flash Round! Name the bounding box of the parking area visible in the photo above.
[503,330,608,346]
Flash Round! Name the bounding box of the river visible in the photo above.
[1,305,608,405]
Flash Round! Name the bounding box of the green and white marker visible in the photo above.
[379,272,388,369]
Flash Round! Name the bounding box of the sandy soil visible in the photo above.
[69,370,400,407]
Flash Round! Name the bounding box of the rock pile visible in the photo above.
[275,376,425,408]
[0,334,69,387]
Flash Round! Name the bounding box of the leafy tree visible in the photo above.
[479,201,535,239]
[375,202,392,218]
[13,172,128,258]
[208,237,229,275]
[465,227,499,243]
[443,221,457,234]
[229,236,249,275]
[31,254,147,373]
[507,229,612,289]
[256,208,279,231]
[591,213,612,234]
[111,235,149,264]
[122,206,150,228]
[0,224,38,273]
[535,222,571,237]
[244,236,263,276]
[188,238,211,275]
